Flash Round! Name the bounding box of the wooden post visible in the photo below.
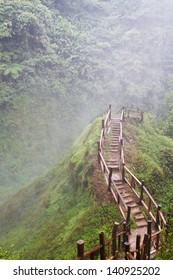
[112,222,119,259]
[142,234,149,260]
[124,242,130,260]
[99,231,106,260]
[126,206,131,227]
[90,253,95,260]
[117,194,120,204]
[122,163,125,182]
[123,221,127,246]
[147,220,152,260]
[108,168,113,191]
[156,205,161,229]
[77,240,84,259]
[122,107,125,121]
[139,181,144,204]
[136,234,141,260]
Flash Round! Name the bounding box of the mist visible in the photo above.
[1,0,173,201]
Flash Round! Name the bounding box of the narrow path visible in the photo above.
[104,117,148,250]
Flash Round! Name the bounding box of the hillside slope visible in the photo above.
[1,0,173,200]
[124,115,173,259]
[0,116,121,260]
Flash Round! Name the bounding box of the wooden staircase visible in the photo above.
[77,106,166,260]
[104,115,148,251]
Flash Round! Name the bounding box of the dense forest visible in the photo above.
[0,0,173,259]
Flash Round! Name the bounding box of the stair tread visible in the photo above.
[136,220,148,227]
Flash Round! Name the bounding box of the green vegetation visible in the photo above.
[1,0,173,260]
[124,115,173,259]
[0,117,121,259]
[1,0,173,199]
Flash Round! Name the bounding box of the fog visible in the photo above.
[1,0,173,201]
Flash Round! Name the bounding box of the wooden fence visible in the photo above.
[98,105,128,220]
[77,105,166,260]
[77,219,162,260]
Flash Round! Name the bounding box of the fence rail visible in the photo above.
[77,105,166,260]
[123,166,166,230]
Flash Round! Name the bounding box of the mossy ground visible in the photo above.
[124,114,173,259]
[0,116,121,260]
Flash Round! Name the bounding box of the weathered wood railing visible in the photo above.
[77,219,162,260]
[77,222,130,260]
[123,106,144,122]
[118,107,166,254]
[98,105,128,220]
[123,166,166,230]
[77,105,166,260]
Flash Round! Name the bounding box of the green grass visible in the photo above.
[0,116,121,260]
[124,114,173,259]
[124,115,173,210]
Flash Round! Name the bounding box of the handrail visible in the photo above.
[124,166,141,185]
[124,166,166,228]
[104,108,111,128]
[120,108,124,122]
[77,225,126,260]
[98,106,127,219]
[99,151,109,174]
[78,105,166,261]
[111,179,127,211]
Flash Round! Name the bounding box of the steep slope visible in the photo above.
[123,115,173,259]
[0,117,121,260]
[2,0,173,201]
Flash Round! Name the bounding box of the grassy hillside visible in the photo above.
[0,112,173,259]
[1,0,173,201]
[0,116,121,260]
[124,115,173,259]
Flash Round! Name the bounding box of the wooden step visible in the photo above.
[126,202,137,207]
[131,206,141,214]
[124,197,133,204]
[116,183,124,187]
[115,183,123,187]
[107,159,119,162]
[136,219,148,227]
[110,144,118,147]
[135,213,145,220]
[122,193,131,199]
[107,149,118,152]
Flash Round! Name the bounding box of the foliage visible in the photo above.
[124,115,173,259]
[0,117,121,259]
[1,0,173,260]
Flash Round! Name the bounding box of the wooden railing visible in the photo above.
[77,222,130,260]
[98,105,128,220]
[77,105,166,260]
[77,219,162,260]
[123,166,166,230]
[122,106,144,122]
[118,107,166,256]
[118,107,166,229]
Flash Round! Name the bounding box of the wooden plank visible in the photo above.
[124,166,141,185]
[99,152,109,174]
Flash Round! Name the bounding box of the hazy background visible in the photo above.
[1,0,173,201]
